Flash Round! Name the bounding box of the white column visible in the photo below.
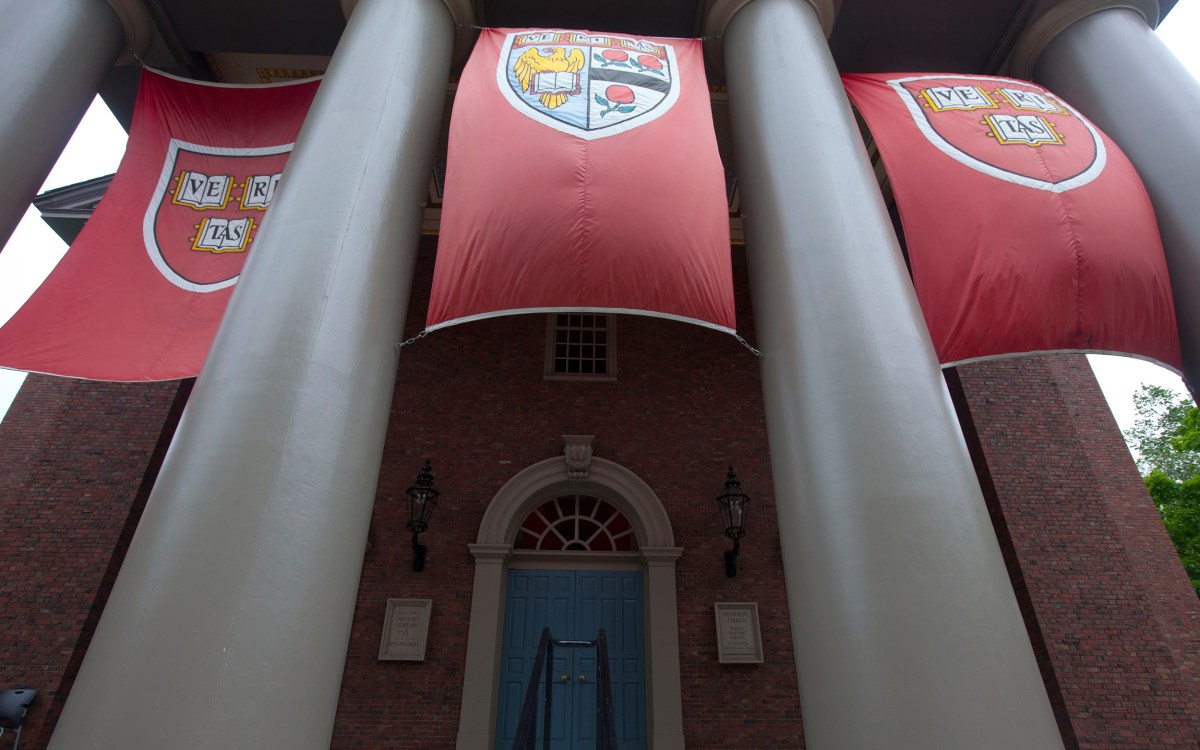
[47,0,457,747]
[1021,3,1200,393]
[713,0,1066,747]
[0,0,126,248]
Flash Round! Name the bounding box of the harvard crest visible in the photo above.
[888,75,1106,192]
[143,139,293,292]
[496,30,681,139]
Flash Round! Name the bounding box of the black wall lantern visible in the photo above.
[405,460,440,572]
[716,466,750,577]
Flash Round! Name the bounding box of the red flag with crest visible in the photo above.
[428,28,735,334]
[842,73,1181,370]
[0,70,318,380]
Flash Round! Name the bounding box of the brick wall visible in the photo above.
[953,355,1200,749]
[0,375,188,749]
[7,267,1198,750]
[329,249,806,749]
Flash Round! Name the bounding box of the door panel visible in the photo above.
[497,571,574,749]
[575,572,645,749]
[574,650,598,746]
[496,569,645,750]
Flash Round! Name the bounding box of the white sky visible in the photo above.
[1,9,1199,425]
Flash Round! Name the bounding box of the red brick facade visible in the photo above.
[330,252,804,749]
[2,260,1198,749]
[952,356,1200,749]
[0,376,189,749]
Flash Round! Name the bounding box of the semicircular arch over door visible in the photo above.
[456,448,685,750]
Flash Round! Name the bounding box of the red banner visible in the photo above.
[427,28,735,333]
[842,73,1181,370]
[0,70,318,381]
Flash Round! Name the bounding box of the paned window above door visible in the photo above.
[514,495,637,551]
[544,314,616,381]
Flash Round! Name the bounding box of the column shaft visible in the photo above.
[458,546,512,750]
[642,550,685,750]
[1034,8,1200,392]
[48,0,454,746]
[0,0,123,248]
[723,0,1065,747]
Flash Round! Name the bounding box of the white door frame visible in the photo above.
[455,452,685,750]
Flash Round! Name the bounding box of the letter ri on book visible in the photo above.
[173,170,281,211]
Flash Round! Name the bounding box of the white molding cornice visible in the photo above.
[639,546,684,566]
[467,543,512,563]
[1006,0,1158,78]
[104,0,153,61]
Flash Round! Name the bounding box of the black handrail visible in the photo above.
[511,628,551,750]
[509,627,619,750]
[595,628,617,750]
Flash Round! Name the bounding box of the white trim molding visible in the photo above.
[457,447,685,750]
[476,455,677,549]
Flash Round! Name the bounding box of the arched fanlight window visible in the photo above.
[513,495,637,551]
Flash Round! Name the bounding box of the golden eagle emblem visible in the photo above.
[513,47,586,109]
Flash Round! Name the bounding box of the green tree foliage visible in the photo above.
[1124,385,1200,480]
[1124,384,1200,596]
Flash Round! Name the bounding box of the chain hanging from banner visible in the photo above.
[735,334,763,357]
[395,330,429,350]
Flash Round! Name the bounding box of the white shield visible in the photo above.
[887,74,1107,193]
[496,30,681,140]
[143,139,293,293]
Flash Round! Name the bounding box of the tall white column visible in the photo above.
[47,0,457,747]
[1021,4,1200,393]
[0,0,125,248]
[714,0,1066,747]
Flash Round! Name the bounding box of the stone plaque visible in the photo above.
[378,598,432,661]
[714,601,763,663]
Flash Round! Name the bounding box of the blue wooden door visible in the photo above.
[496,570,646,750]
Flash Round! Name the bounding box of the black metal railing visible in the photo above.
[510,626,618,750]
[595,629,617,750]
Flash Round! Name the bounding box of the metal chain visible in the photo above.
[735,333,763,357]
[395,329,429,350]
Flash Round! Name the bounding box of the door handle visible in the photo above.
[578,674,587,683]
[560,674,569,683]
